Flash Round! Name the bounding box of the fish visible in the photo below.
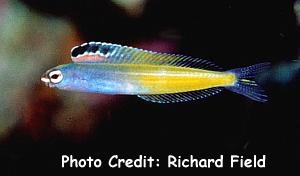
[41,42,270,103]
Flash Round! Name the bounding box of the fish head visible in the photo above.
[41,63,76,90]
[41,68,64,88]
[41,64,92,92]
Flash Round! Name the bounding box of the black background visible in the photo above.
[1,0,299,174]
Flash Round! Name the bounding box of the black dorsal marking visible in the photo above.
[71,43,89,57]
[71,42,118,58]
[87,44,99,53]
[99,44,112,56]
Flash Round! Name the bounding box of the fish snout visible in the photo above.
[41,73,50,86]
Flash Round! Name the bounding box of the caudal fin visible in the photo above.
[226,63,270,102]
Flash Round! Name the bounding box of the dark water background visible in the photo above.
[0,0,299,174]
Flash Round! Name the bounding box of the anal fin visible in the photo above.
[137,88,223,103]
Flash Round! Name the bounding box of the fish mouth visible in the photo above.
[41,73,50,87]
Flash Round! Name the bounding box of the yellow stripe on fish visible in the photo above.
[124,64,236,94]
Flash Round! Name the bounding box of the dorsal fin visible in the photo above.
[70,42,221,70]
[71,42,109,62]
[137,88,223,103]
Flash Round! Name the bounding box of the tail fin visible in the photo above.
[226,63,270,102]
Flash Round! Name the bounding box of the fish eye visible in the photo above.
[49,70,63,84]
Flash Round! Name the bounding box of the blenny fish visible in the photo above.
[41,42,270,103]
